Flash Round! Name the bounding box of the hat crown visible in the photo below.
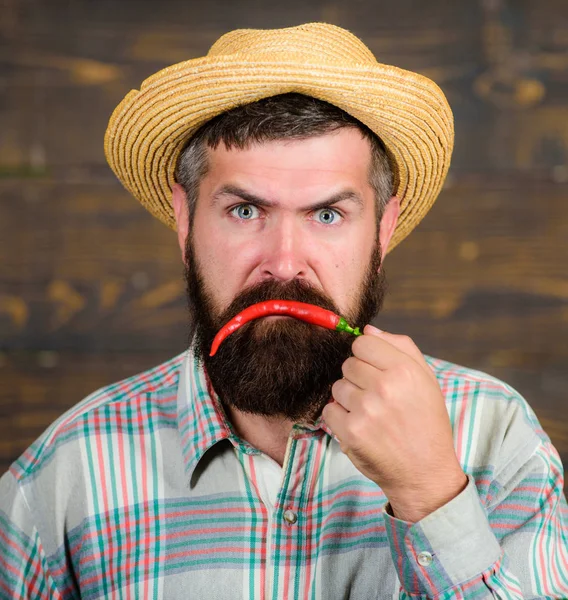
[207,23,378,66]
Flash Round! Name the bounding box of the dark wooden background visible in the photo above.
[1,0,567,492]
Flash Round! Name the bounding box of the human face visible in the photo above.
[174,128,398,421]
[189,128,381,320]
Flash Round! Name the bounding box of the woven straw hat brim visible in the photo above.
[105,54,453,253]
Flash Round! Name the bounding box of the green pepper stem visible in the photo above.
[336,317,362,336]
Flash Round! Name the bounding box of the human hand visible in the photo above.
[322,324,468,523]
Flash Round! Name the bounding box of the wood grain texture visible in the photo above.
[1,0,567,492]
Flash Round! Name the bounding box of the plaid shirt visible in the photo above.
[1,347,567,599]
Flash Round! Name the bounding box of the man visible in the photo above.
[1,23,567,600]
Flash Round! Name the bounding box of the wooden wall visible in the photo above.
[1,0,567,491]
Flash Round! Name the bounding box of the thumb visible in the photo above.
[364,323,409,347]
[363,324,433,377]
[364,323,412,352]
[363,323,383,337]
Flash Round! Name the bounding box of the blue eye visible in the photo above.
[315,208,341,225]
[230,204,342,225]
[231,204,260,220]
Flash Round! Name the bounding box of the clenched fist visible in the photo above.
[322,324,468,523]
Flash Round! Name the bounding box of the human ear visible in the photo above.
[378,196,401,256]
[172,183,190,258]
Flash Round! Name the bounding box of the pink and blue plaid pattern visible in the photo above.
[1,348,567,599]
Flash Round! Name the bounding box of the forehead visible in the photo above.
[203,128,374,195]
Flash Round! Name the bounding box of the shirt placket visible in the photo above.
[268,427,322,600]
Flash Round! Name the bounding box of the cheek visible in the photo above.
[193,228,260,303]
[331,243,375,312]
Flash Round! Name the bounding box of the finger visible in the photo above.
[364,325,424,365]
[341,356,379,392]
[330,377,361,412]
[321,400,349,441]
[371,327,436,380]
[357,325,435,380]
[350,330,405,371]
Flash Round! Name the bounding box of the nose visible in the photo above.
[260,217,308,281]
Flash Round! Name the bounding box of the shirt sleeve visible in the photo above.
[0,470,63,600]
[382,440,568,599]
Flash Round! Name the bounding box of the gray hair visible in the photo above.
[174,93,393,230]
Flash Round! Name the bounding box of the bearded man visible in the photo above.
[1,23,567,600]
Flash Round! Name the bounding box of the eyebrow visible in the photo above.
[211,184,364,212]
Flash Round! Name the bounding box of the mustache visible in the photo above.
[216,278,341,329]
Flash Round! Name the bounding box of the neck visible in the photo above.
[225,406,295,466]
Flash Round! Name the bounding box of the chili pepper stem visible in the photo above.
[336,317,362,336]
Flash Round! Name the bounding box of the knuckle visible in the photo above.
[345,419,365,444]
[323,401,339,423]
[393,361,414,381]
[402,335,421,356]
[370,375,387,396]
[374,375,396,403]
[343,419,358,445]
[360,392,381,420]
[331,379,343,398]
[341,356,357,377]
[351,335,367,356]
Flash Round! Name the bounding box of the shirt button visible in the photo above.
[417,551,433,567]
[283,509,298,524]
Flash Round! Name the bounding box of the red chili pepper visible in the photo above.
[209,300,362,356]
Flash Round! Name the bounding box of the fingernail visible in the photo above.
[365,324,382,335]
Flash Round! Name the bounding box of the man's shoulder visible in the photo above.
[424,354,549,461]
[425,353,546,433]
[425,353,521,397]
[424,354,508,387]
[9,351,188,484]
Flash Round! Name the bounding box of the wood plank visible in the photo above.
[1,175,566,353]
[1,0,567,499]
[2,1,568,174]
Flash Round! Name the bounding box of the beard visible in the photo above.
[183,232,388,423]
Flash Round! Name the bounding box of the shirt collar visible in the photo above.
[303,410,334,438]
[176,346,334,481]
[177,347,233,482]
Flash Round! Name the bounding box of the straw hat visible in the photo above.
[104,22,454,252]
